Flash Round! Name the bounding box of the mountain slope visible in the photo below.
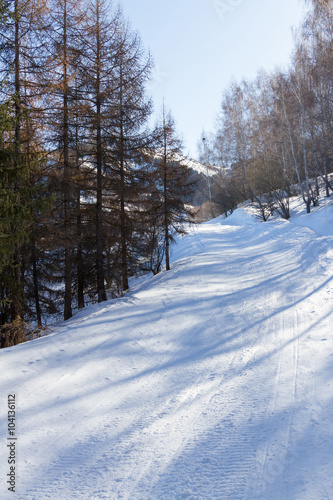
[1,197,333,500]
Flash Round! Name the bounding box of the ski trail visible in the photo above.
[2,201,333,500]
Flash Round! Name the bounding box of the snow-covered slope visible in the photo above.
[183,156,221,177]
[1,196,333,500]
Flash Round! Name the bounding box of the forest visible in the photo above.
[0,0,332,346]
[198,0,333,223]
[0,0,196,346]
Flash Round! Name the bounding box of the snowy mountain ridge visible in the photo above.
[1,195,333,499]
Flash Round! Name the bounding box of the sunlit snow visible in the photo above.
[1,195,332,499]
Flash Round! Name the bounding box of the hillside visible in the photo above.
[1,196,333,500]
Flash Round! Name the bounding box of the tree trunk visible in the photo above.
[95,3,106,303]
[75,78,84,310]
[164,158,170,272]
[119,59,129,292]
[12,0,24,320]
[63,0,72,320]
[31,238,42,327]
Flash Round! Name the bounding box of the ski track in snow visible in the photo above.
[1,198,333,499]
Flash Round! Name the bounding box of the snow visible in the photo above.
[1,195,333,499]
[184,157,221,177]
[290,198,333,237]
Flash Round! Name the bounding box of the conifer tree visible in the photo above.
[107,19,153,292]
[81,0,121,302]
[152,106,195,272]
[0,0,48,326]
[0,91,47,331]
[40,0,85,319]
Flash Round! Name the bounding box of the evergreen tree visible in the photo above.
[0,0,49,328]
[0,92,47,336]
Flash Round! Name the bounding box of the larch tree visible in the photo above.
[107,19,153,292]
[81,0,121,303]
[40,0,85,319]
[152,105,195,272]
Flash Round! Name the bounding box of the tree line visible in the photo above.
[0,0,195,346]
[199,0,333,222]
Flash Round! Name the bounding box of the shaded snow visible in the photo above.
[290,197,333,236]
[1,196,333,499]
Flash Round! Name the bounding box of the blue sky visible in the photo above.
[119,0,306,158]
